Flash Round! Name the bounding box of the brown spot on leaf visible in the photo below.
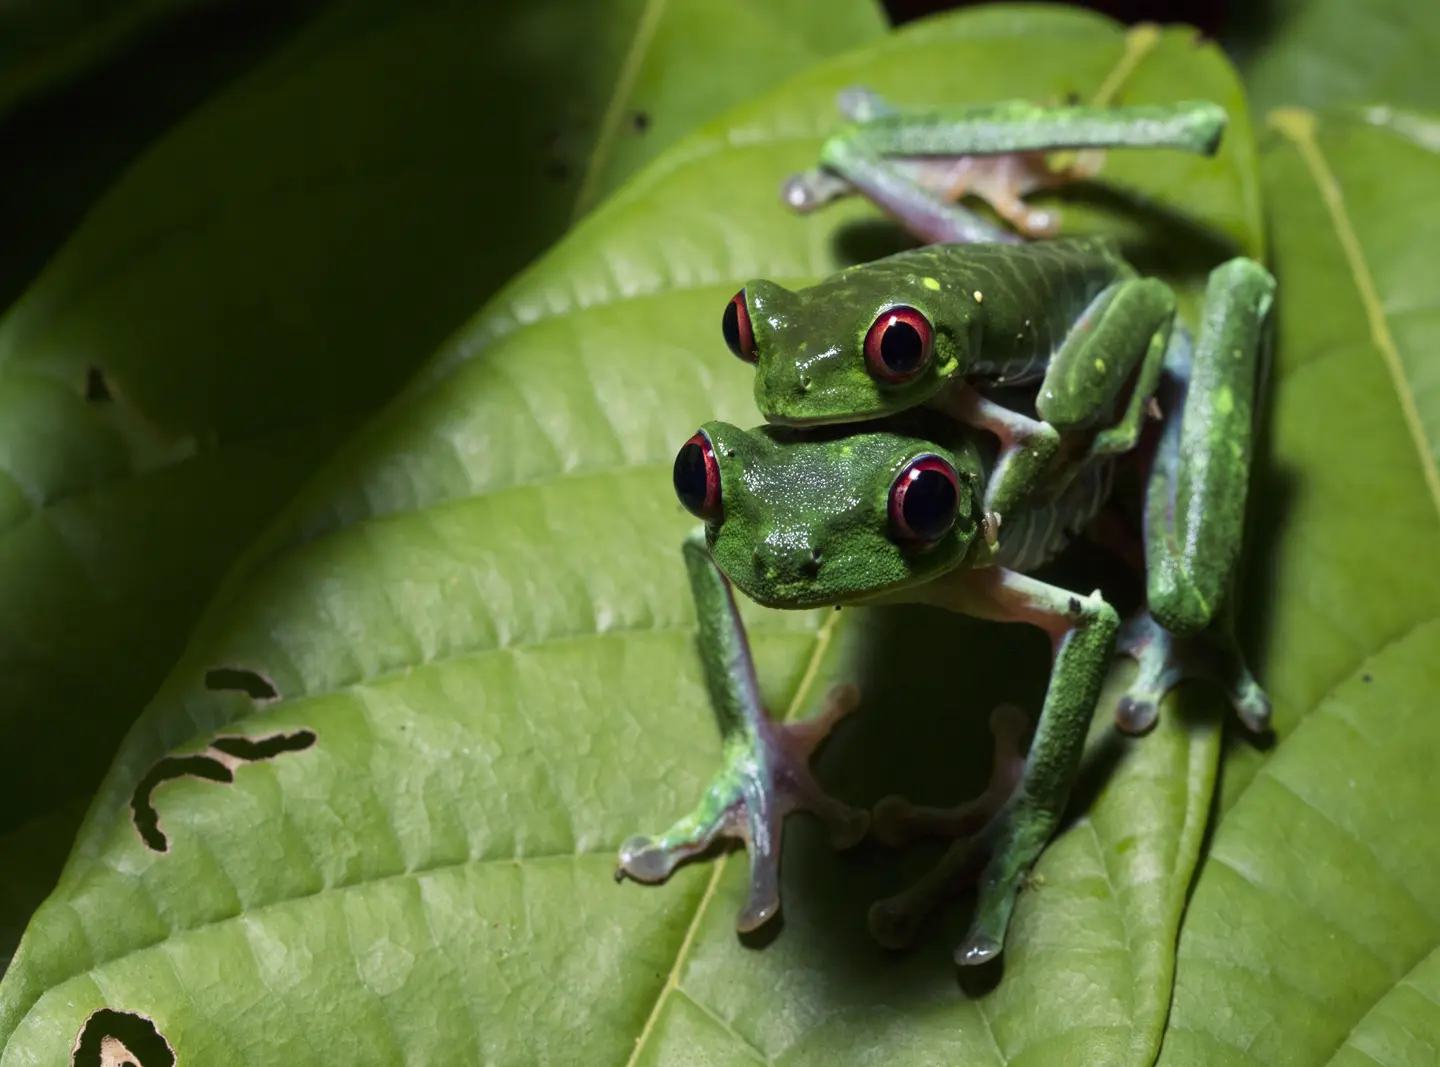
[130,729,317,851]
[72,1009,175,1067]
[84,367,112,402]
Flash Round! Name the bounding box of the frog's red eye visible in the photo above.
[722,289,756,363]
[889,455,959,544]
[864,305,933,382]
[674,431,722,520]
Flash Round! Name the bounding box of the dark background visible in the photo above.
[887,0,1231,35]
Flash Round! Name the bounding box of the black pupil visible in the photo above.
[674,442,711,515]
[722,297,744,358]
[902,468,956,540]
[880,318,924,373]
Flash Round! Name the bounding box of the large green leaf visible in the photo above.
[1237,0,1440,113]
[0,7,1265,1062]
[0,0,883,962]
[1157,105,1440,1066]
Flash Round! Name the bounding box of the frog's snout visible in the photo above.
[752,533,823,584]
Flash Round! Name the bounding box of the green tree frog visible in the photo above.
[617,261,1273,964]
[726,93,1273,534]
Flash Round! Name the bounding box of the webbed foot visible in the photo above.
[1113,610,1271,735]
[617,684,869,932]
[865,705,1031,953]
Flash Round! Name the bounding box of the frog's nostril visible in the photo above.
[798,373,812,391]
[755,537,821,582]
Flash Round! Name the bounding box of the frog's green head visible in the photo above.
[721,256,979,426]
[672,418,984,609]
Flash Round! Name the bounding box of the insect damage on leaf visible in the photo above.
[71,1008,175,1067]
[129,729,317,852]
[83,367,112,403]
[203,665,280,701]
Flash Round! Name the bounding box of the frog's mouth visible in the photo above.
[730,577,836,611]
[722,562,895,612]
[761,406,888,430]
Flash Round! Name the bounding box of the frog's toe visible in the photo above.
[616,809,733,886]
[1233,677,1272,734]
[616,836,661,881]
[618,684,867,933]
[954,929,1004,967]
[1115,693,1160,735]
[868,833,989,950]
[835,85,892,122]
[868,894,927,950]
[869,704,1028,848]
[781,169,850,213]
[1115,610,1271,735]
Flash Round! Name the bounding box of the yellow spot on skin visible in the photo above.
[973,290,984,303]
[1094,358,1106,373]
[1215,386,1234,415]
[922,277,941,291]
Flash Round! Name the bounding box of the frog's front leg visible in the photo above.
[616,528,869,931]
[1115,258,1277,734]
[928,383,1061,520]
[1035,275,1176,456]
[869,566,1120,964]
[935,278,1177,519]
[784,93,1228,244]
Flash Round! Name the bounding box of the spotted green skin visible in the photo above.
[701,420,986,609]
[747,236,1133,425]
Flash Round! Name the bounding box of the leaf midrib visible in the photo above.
[623,608,841,1067]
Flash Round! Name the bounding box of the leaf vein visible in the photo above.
[572,0,670,219]
[623,609,841,1066]
[1273,108,1440,520]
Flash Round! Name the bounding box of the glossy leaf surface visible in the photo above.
[1158,105,1440,1067]
[1,8,1265,1064]
[0,0,882,962]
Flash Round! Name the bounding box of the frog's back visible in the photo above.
[915,236,1133,386]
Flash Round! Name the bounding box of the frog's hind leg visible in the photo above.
[616,529,869,932]
[1116,257,1277,735]
[869,703,1030,848]
[782,92,1228,244]
[1115,609,1269,735]
[868,567,1119,963]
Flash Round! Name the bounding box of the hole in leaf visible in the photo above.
[130,729,317,852]
[84,367,112,402]
[204,666,279,700]
[210,729,317,762]
[71,1008,175,1067]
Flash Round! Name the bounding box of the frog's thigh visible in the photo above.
[1035,277,1176,431]
[1145,257,1275,635]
